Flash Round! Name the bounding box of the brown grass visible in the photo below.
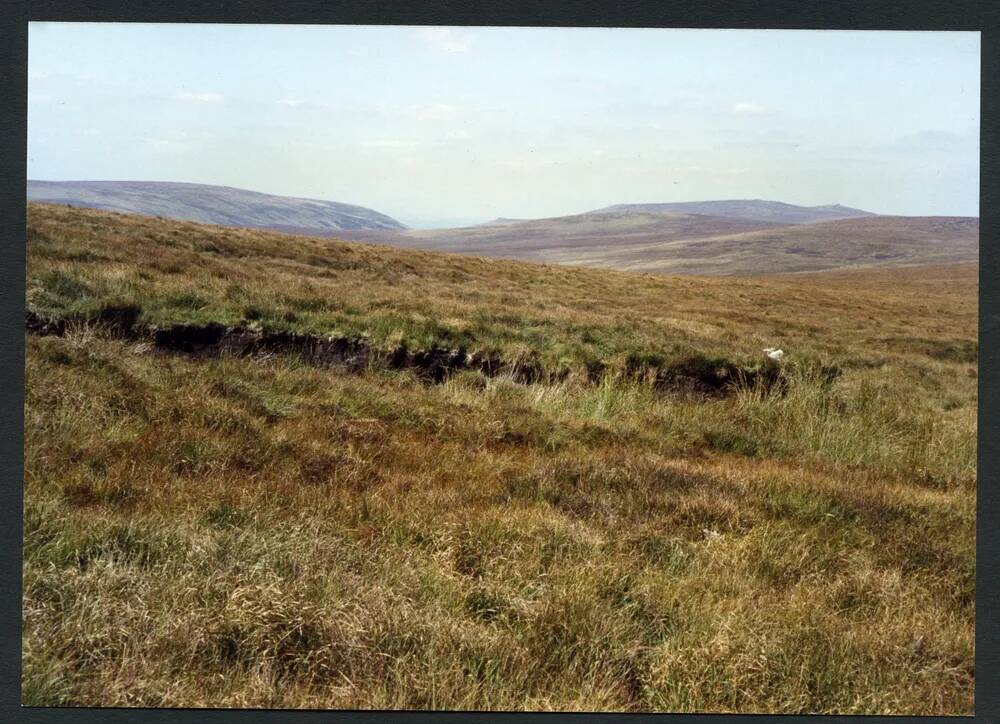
[23,203,976,712]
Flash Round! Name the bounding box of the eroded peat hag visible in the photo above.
[23,204,977,713]
[27,309,804,393]
[25,311,539,384]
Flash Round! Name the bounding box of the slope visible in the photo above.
[336,210,789,260]
[23,203,976,713]
[338,210,977,276]
[597,199,877,224]
[26,180,407,232]
[580,215,979,275]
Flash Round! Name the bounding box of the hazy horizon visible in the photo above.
[28,24,980,227]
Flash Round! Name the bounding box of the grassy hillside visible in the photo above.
[27,180,408,232]
[24,203,977,712]
[337,210,977,277]
[591,215,980,276]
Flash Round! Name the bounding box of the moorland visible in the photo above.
[23,202,977,713]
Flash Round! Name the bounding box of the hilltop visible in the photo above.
[26,180,408,233]
[596,199,877,225]
[339,208,977,276]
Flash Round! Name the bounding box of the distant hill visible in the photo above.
[26,180,407,232]
[596,199,877,225]
[562,215,979,276]
[336,208,977,276]
[30,183,975,276]
[337,209,787,256]
[474,217,529,227]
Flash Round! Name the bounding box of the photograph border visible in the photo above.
[2,1,996,722]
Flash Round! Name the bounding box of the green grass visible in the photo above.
[22,204,977,713]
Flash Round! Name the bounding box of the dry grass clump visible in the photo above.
[23,205,976,713]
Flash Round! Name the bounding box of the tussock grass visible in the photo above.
[23,205,976,712]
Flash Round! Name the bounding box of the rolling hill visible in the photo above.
[341,209,789,255]
[23,203,976,712]
[26,180,408,232]
[595,199,877,225]
[338,208,978,276]
[26,185,975,276]
[543,215,981,275]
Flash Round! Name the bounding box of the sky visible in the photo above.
[28,24,980,227]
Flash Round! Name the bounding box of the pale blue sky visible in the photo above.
[28,24,979,227]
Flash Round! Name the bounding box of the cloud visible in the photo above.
[893,129,976,151]
[732,102,767,115]
[361,139,416,149]
[716,128,804,151]
[615,97,713,118]
[553,76,613,96]
[405,103,460,122]
[415,27,475,53]
[551,74,642,99]
[394,156,420,169]
[175,91,224,103]
[498,155,559,172]
[276,99,304,107]
[28,92,51,103]
[145,129,214,152]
